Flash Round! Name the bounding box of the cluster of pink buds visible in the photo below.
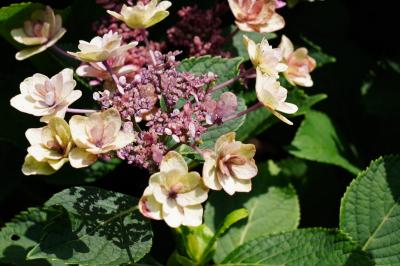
[95,51,241,170]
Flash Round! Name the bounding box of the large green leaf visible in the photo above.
[0,207,67,266]
[340,155,400,265]
[221,229,373,265]
[27,187,153,266]
[288,110,360,175]
[204,162,300,263]
[236,89,327,141]
[177,55,243,94]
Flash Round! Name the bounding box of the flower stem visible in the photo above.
[191,144,205,158]
[51,45,78,60]
[207,67,256,95]
[208,76,241,94]
[102,61,124,94]
[144,35,157,65]
[67,108,97,114]
[222,102,263,123]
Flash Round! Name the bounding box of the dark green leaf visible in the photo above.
[0,207,67,266]
[288,110,360,174]
[28,187,153,266]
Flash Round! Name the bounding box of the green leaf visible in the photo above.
[200,97,246,149]
[340,155,400,265]
[27,186,153,266]
[197,209,248,265]
[214,209,249,239]
[204,163,300,263]
[177,55,243,94]
[231,26,277,61]
[301,36,336,67]
[288,110,360,175]
[167,251,197,266]
[0,207,67,266]
[236,89,327,141]
[221,229,373,265]
[175,224,214,263]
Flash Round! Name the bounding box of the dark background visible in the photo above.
[0,0,399,262]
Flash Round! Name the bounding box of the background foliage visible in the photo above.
[0,0,399,265]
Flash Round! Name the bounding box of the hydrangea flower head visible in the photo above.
[243,35,287,78]
[279,35,317,87]
[139,151,208,227]
[11,6,66,60]
[107,0,172,29]
[228,0,285,33]
[69,108,135,168]
[202,132,258,195]
[22,117,73,175]
[255,69,298,125]
[10,68,81,122]
[68,31,137,62]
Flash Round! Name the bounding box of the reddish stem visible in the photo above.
[222,102,264,123]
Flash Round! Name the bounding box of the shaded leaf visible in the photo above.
[28,187,153,266]
[0,207,67,266]
[288,110,360,174]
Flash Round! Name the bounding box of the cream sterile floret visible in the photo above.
[69,108,135,168]
[68,31,137,62]
[243,35,287,78]
[22,117,73,175]
[255,69,298,125]
[107,0,172,29]
[139,151,208,227]
[202,132,258,195]
[10,68,81,122]
[279,35,316,87]
[11,6,66,60]
[228,0,285,33]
